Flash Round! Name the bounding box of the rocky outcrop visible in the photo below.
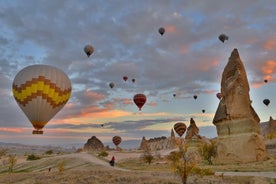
[185,118,201,139]
[83,136,104,152]
[260,116,276,137]
[139,135,176,151]
[139,136,148,150]
[213,48,267,164]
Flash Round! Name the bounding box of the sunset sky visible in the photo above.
[0,0,276,147]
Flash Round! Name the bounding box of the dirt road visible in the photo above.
[215,171,276,179]
[59,152,130,171]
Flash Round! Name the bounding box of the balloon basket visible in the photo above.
[32,130,43,134]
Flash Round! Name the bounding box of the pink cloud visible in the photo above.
[263,39,276,51]
[0,127,23,133]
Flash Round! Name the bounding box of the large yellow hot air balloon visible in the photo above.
[12,64,72,134]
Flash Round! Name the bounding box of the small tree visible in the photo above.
[142,149,154,165]
[0,148,8,159]
[198,141,216,165]
[167,142,195,184]
[58,160,65,173]
[8,154,17,173]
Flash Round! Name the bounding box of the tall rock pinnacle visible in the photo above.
[212,48,267,164]
[213,48,260,134]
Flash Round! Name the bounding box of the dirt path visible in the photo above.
[59,152,130,172]
[215,171,276,179]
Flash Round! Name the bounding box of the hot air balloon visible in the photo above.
[218,34,229,43]
[123,76,128,82]
[173,122,186,137]
[263,99,270,106]
[109,82,115,89]
[264,79,268,83]
[173,94,176,98]
[112,136,122,146]
[202,109,205,113]
[159,27,165,35]
[216,92,222,100]
[133,93,147,111]
[193,95,197,100]
[83,44,94,57]
[12,64,72,134]
[132,78,135,83]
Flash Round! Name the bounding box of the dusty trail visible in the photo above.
[215,171,276,179]
[58,152,130,172]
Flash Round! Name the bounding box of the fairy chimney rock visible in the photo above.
[212,48,267,164]
[83,136,104,152]
[185,118,201,139]
[139,136,148,150]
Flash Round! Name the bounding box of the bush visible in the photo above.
[141,150,154,165]
[45,150,53,155]
[27,154,41,161]
[191,166,214,177]
[98,151,109,157]
[58,160,65,172]
[198,141,216,165]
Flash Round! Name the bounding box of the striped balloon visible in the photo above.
[112,136,122,146]
[12,64,72,134]
[173,122,187,137]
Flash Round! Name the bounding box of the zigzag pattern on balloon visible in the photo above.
[12,76,71,108]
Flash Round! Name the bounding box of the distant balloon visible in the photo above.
[216,93,222,100]
[109,82,115,89]
[193,95,197,100]
[123,76,128,82]
[202,109,205,113]
[83,44,94,57]
[132,78,135,83]
[173,122,186,137]
[264,79,268,83]
[133,93,147,111]
[263,99,270,106]
[159,27,165,35]
[218,34,229,43]
[12,65,72,134]
[112,136,122,146]
[173,94,176,98]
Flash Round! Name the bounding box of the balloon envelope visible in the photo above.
[109,82,115,88]
[123,76,128,82]
[216,93,222,100]
[174,122,186,137]
[84,44,94,57]
[193,95,197,100]
[133,94,146,111]
[112,136,122,146]
[12,64,72,134]
[218,34,229,43]
[159,27,165,35]
[263,99,270,106]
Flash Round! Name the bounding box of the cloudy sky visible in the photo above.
[0,0,276,147]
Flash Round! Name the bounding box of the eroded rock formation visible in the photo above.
[185,118,201,139]
[139,134,176,151]
[83,136,104,152]
[213,48,267,164]
[260,116,276,137]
